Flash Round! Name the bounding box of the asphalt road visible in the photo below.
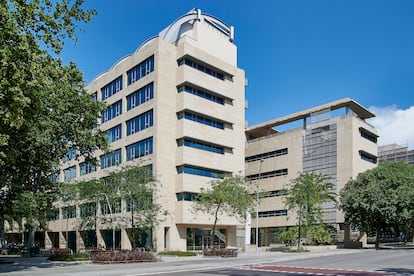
[0,249,413,276]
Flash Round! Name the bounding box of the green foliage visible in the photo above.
[284,172,336,246]
[158,251,197,256]
[340,161,414,248]
[60,166,164,249]
[279,227,298,246]
[307,224,331,245]
[195,176,255,247]
[0,0,104,247]
[48,253,89,262]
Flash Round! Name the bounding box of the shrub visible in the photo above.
[48,253,89,262]
[279,227,298,246]
[90,250,157,264]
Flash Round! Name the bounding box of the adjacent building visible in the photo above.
[245,98,378,246]
[379,144,414,166]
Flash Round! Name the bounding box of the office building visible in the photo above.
[245,98,378,246]
[379,144,414,166]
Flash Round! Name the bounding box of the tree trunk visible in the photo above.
[28,226,36,256]
[297,204,302,250]
[375,225,380,250]
[211,204,220,249]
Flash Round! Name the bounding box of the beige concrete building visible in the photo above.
[16,9,246,252]
[245,98,378,246]
[379,144,414,166]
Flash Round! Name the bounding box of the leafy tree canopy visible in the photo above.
[340,161,414,247]
[284,172,336,246]
[195,176,255,247]
[0,0,105,244]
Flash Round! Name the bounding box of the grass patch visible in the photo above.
[48,253,89,262]
[158,251,197,257]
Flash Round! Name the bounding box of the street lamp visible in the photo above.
[101,193,115,251]
[256,159,264,254]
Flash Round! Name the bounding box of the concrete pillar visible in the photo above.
[45,232,53,250]
[121,228,132,250]
[59,231,67,248]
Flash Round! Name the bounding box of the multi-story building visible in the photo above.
[245,98,378,246]
[379,144,414,166]
[26,9,246,252]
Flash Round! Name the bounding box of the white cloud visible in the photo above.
[368,105,414,149]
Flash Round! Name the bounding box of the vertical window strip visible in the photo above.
[127,55,155,85]
[126,137,153,161]
[101,76,123,101]
[126,110,153,136]
[126,82,154,110]
[80,162,96,176]
[63,166,76,181]
[106,124,122,143]
[101,100,122,124]
[100,149,122,169]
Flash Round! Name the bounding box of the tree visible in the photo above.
[284,172,336,248]
[0,0,105,251]
[195,176,255,248]
[340,161,414,249]
[60,166,164,250]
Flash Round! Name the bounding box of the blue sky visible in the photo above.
[61,0,414,148]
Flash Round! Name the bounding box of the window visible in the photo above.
[176,165,224,179]
[127,83,154,110]
[360,150,377,164]
[254,190,286,198]
[177,138,224,154]
[258,209,287,218]
[48,209,59,221]
[80,203,96,218]
[91,91,98,101]
[177,84,224,105]
[100,149,122,169]
[62,206,76,219]
[126,196,153,212]
[126,110,153,135]
[101,100,122,124]
[360,127,378,143]
[126,137,153,161]
[63,147,77,163]
[178,57,224,80]
[176,192,199,201]
[101,76,123,101]
[100,200,121,215]
[80,162,96,176]
[63,166,76,181]
[245,148,288,162]
[177,111,224,129]
[127,55,154,85]
[106,124,122,143]
[247,169,288,181]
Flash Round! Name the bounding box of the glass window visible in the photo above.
[178,57,224,80]
[176,165,224,179]
[177,84,224,105]
[246,169,288,181]
[127,83,154,110]
[127,56,155,85]
[79,162,96,176]
[101,100,122,124]
[126,110,153,136]
[177,111,224,129]
[126,137,153,161]
[106,124,122,143]
[100,149,122,169]
[62,206,76,219]
[101,76,123,101]
[245,148,288,162]
[178,138,224,154]
[63,166,76,181]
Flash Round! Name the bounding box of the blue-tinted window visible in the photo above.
[106,124,122,143]
[126,137,153,161]
[101,100,122,124]
[177,138,224,154]
[126,110,153,136]
[63,148,77,163]
[100,149,122,169]
[127,83,154,110]
[91,91,98,101]
[63,166,76,181]
[176,192,199,201]
[176,165,224,179]
[246,169,288,181]
[177,111,224,129]
[177,85,224,105]
[127,56,155,85]
[178,58,224,80]
[80,162,96,176]
[258,209,287,218]
[101,76,123,101]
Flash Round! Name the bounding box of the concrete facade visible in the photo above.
[6,9,246,253]
[245,98,378,246]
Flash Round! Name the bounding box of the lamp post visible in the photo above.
[256,159,264,254]
[101,193,115,251]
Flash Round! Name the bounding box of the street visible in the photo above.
[0,249,413,276]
